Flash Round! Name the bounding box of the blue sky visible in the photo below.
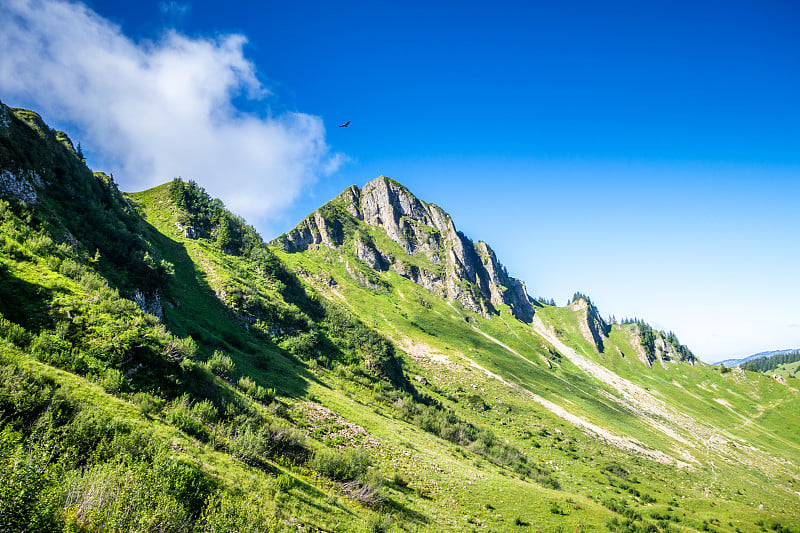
[1,0,798,361]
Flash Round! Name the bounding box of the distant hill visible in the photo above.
[738,350,800,374]
[716,348,800,367]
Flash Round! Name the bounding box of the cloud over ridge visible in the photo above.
[0,0,341,228]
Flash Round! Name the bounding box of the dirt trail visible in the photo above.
[469,325,532,363]
[466,358,689,467]
[532,316,703,455]
[398,330,688,467]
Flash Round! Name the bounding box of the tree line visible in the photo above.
[743,351,800,373]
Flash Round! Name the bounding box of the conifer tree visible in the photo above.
[217,215,232,252]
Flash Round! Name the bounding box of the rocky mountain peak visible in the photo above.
[274,176,536,323]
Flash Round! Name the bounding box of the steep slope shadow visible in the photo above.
[134,217,316,399]
[0,261,54,332]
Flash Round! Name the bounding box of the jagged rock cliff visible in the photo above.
[623,322,696,368]
[567,297,610,353]
[274,176,535,322]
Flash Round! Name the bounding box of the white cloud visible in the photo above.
[0,0,341,229]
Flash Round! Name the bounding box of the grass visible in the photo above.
[270,205,800,532]
[770,360,800,379]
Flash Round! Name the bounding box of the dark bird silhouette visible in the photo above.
[339,121,350,127]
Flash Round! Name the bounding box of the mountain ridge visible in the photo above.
[273,175,536,323]
[716,348,800,367]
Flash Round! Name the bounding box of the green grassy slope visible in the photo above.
[269,181,800,532]
[772,360,800,378]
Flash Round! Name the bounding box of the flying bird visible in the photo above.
[339,121,350,127]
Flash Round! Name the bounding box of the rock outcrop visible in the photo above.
[132,288,164,321]
[0,103,43,204]
[568,298,610,353]
[0,168,42,204]
[274,176,536,322]
[626,322,696,367]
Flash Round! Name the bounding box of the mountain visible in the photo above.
[716,348,800,367]
[2,102,800,533]
[272,176,535,323]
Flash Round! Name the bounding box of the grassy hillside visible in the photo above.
[2,103,800,532]
[270,180,800,532]
[771,361,800,379]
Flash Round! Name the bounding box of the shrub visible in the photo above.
[131,392,165,418]
[230,427,266,464]
[30,332,72,367]
[601,462,631,480]
[63,453,212,531]
[58,258,82,279]
[281,331,319,358]
[230,424,307,464]
[340,473,384,505]
[206,350,235,378]
[247,384,272,403]
[364,512,393,533]
[197,490,277,532]
[192,399,218,424]
[265,425,307,462]
[99,368,125,394]
[237,376,256,393]
[0,429,63,533]
[392,472,408,488]
[0,364,57,429]
[165,395,208,441]
[237,376,275,404]
[62,408,127,464]
[312,447,371,482]
[164,335,197,363]
[0,318,30,347]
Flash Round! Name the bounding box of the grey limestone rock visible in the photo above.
[274,176,536,323]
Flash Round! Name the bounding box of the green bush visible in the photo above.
[30,332,72,367]
[0,429,63,533]
[340,472,384,505]
[264,425,307,462]
[0,318,30,347]
[0,364,57,429]
[230,427,266,464]
[165,395,208,441]
[62,408,127,465]
[237,376,256,393]
[164,335,197,363]
[197,490,277,532]
[236,376,274,404]
[281,331,319,358]
[63,453,212,531]
[312,447,371,482]
[206,350,235,378]
[192,399,218,424]
[99,368,125,394]
[132,392,165,417]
